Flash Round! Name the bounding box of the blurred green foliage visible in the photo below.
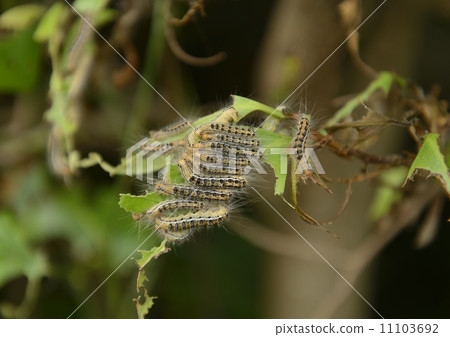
[0,0,449,320]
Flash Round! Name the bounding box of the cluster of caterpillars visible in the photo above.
[136,105,313,242]
[142,107,261,242]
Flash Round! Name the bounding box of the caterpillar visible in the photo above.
[200,134,260,148]
[155,182,232,202]
[155,206,229,232]
[146,199,205,217]
[155,203,230,241]
[150,120,191,140]
[195,123,255,138]
[199,163,243,176]
[199,154,250,167]
[213,107,239,124]
[140,139,187,153]
[294,114,310,161]
[192,142,260,158]
[178,156,247,189]
[157,228,192,241]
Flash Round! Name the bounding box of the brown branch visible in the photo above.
[313,133,413,166]
[320,181,352,225]
[170,0,206,26]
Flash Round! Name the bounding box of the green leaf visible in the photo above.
[256,129,293,196]
[0,4,45,31]
[324,71,406,128]
[33,2,65,42]
[134,240,169,319]
[0,28,41,92]
[369,166,408,221]
[135,292,156,319]
[232,95,285,120]
[167,163,186,184]
[119,192,167,214]
[135,240,170,270]
[404,133,450,196]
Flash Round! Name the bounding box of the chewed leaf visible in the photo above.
[135,292,156,320]
[324,71,406,128]
[189,95,284,132]
[404,133,450,196]
[134,239,169,319]
[119,192,167,214]
[135,239,169,270]
[256,129,293,196]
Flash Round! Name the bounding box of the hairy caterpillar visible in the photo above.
[155,206,229,232]
[147,199,205,217]
[200,133,260,148]
[155,182,233,202]
[140,139,187,153]
[155,206,228,241]
[199,163,243,176]
[195,123,255,138]
[192,142,260,158]
[213,107,239,124]
[178,156,247,189]
[199,154,250,168]
[294,114,311,162]
[150,121,191,140]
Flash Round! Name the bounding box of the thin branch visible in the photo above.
[313,133,413,166]
[164,0,227,67]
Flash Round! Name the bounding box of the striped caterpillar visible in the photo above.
[140,139,187,153]
[200,133,260,148]
[294,114,310,162]
[155,206,229,231]
[178,155,248,189]
[150,120,191,140]
[293,114,313,175]
[195,123,255,138]
[155,182,233,202]
[199,154,250,168]
[155,207,229,241]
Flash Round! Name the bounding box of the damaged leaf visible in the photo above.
[404,133,450,196]
[134,239,170,319]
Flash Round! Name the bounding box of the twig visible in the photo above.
[164,0,227,67]
[170,0,206,26]
[313,133,412,166]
